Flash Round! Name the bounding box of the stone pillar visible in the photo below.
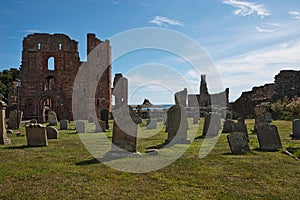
[0,100,10,145]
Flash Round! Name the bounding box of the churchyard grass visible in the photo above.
[0,119,300,199]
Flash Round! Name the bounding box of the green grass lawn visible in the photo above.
[1,119,300,199]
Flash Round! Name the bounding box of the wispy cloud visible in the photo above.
[150,16,184,27]
[289,11,300,19]
[222,0,270,18]
[109,0,119,5]
[23,29,43,33]
[256,26,273,33]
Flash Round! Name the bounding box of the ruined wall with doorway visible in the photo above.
[18,33,111,122]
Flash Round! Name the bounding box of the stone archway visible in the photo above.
[37,93,62,123]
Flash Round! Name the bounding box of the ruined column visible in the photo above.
[0,100,10,145]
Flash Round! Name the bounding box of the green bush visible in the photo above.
[270,96,300,121]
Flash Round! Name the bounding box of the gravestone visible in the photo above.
[46,126,58,139]
[106,76,140,157]
[290,119,300,139]
[256,123,282,151]
[101,109,110,129]
[165,105,190,144]
[26,124,48,146]
[232,122,248,141]
[237,117,244,124]
[7,110,23,129]
[222,119,234,133]
[147,119,157,129]
[75,120,85,133]
[193,116,199,124]
[202,113,221,137]
[174,88,187,107]
[88,116,94,123]
[95,120,106,132]
[0,100,10,144]
[227,132,250,154]
[60,119,68,130]
[47,111,58,126]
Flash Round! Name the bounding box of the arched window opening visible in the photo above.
[45,76,56,91]
[38,43,41,50]
[48,57,55,71]
[59,43,62,50]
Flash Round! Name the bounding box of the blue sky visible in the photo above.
[0,0,300,104]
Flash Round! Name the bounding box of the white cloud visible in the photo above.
[23,29,42,33]
[223,0,270,18]
[256,26,273,33]
[216,40,300,101]
[150,16,184,27]
[289,11,300,19]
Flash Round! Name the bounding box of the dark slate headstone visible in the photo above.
[166,105,190,144]
[46,126,58,139]
[95,120,106,132]
[202,113,221,137]
[232,122,248,141]
[256,123,282,151]
[75,120,85,133]
[227,132,250,154]
[60,119,68,130]
[147,119,157,129]
[222,119,234,133]
[101,109,110,129]
[290,119,300,139]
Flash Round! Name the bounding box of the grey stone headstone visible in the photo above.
[222,119,234,133]
[7,110,23,129]
[60,119,68,130]
[46,126,58,139]
[166,105,190,144]
[75,120,85,133]
[26,124,48,146]
[291,119,300,139]
[147,119,157,129]
[202,113,221,137]
[232,122,248,141]
[47,111,58,126]
[257,123,282,151]
[227,132,250,154]
[88,116,94,123]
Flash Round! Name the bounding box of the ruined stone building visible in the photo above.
[230,70,300,118]
[188,74,229,108]
[11,33,111,122]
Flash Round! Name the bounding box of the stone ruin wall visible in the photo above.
[17,33,111,122]
[231,70,300,118]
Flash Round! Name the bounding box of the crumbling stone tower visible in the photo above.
[18,33,111,122]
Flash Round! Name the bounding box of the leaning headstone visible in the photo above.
[232,122,248,141]
[202,113,221,137]
[147,119,157,129]
[0,100,10,145]
[75,120,85,133]
[7,110,23,129]
[290,119,300,139]
[222,119,234,133]
[95,120,106,132]
[227,132,250,154]
[165,104,190,144]
[174,88,187,107]
[26,124,48,146]
[256,123,282,151]
[101,109,110,129]
[60,119,68,130]
[46,126,58,139]
[47,111,58,126]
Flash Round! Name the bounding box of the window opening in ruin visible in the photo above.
[59,43,62,50]
[45,76,56,91]
[48,57,55,71]
[38,43,41,50]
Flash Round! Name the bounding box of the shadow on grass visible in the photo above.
[223,151,256,156]
[147,143,167,150]
[5,145,46,149]
[252,148,281,152]
[76,158,100,166]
